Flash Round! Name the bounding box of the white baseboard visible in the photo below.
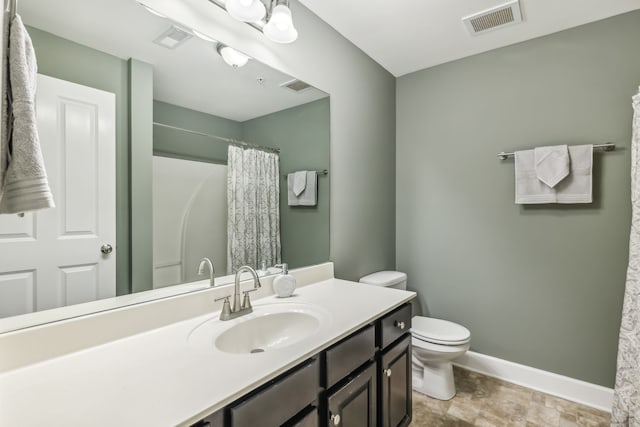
[453,351,613,412]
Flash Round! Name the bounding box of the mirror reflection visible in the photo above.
[0,0,330,328]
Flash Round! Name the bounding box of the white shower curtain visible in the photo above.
[612,86,640,426]
[226,145,281,274]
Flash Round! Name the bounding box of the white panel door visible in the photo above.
[0,74,116,317]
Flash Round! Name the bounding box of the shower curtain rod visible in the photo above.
[153,122,281,154]
[497,142,615,160]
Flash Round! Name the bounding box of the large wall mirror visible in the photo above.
[0,0,330,332]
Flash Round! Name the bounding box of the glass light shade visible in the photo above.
[226,0,266,22]
[270,4,293,30]
[218,45,250,68]
[263,4,298,43]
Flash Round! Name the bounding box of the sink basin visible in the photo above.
[188,302,331,354]
[216,311,319,354]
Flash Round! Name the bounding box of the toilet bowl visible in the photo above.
[411,316,470,400]
[359,271,471,401]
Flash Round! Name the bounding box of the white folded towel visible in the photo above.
[0,15,54,213]
[515,145,593,204]
[556,145,593,203]
[534,145,569,188]
[292,170,306,196]
[287,171,317,206]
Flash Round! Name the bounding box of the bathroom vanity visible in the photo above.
[0,263,415,427]
[193,303,413,427]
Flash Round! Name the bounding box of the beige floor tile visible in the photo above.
[575,407,611,427]
[447,397,480,424]
[410,368,611,427]
[526,402,560,426]
[544,394,580,415]
[559,412,579,427]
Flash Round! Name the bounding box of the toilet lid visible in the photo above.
[411,316,470,345]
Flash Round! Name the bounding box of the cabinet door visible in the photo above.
[380,335,412,427]
[327,362,377,427]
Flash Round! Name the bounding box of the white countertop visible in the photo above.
[0,278,415,427]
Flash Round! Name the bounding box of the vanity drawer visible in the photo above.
[325,324,376,389]
[379,304,411,349]
[230,358,320,427]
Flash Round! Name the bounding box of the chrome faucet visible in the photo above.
[197,258,215,287]
[215,265,262,321]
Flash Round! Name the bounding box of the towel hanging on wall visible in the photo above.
[0,11,54,213]
[534,144,570,188]
[515,145,593,204]
[287,170,318,206]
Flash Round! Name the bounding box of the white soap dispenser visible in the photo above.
[273,263,296,298]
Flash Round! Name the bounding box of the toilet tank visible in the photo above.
[359,271,407,290]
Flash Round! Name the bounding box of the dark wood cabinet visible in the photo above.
[327,362,377,427]
[286,405,319,427]
[325,325,376,389]
[229,358,319,427]
[379,335,412,427]
[190,303,413,427]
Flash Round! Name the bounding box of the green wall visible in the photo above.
[243,98,330,269]
[153,100,242,164]
[28,27,132,296]
[396,10,640,387]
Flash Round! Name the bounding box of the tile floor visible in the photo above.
[410,367,611,427]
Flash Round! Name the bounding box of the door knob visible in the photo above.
[101,244,113,254]
[384,368,392,377]
[330,413,341,425]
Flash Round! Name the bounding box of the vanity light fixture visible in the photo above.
[225,0,266,22]
[263,0,298,44]
[208,0,299,44]
[216,44,251,68]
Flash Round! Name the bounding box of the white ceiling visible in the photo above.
[20,0,327,122]
[298,0,640,77]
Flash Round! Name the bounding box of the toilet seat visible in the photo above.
[411,316,470,346]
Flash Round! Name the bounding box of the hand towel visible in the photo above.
[287,171,317,206]
[292,170,306,196]
[0,15,54,214]
[515,145,593,204]
[555,145,593,203]
[534,144,569,188]
[515,149,556,204]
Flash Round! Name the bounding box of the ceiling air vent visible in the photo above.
[462,0,522,35]
[280,79,312,93]
[153,25,193,49]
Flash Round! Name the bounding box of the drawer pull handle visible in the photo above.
[395,321,406,330]
[384,368,392,377]
[330,413,341,425]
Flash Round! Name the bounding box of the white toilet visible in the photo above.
[359,271,471,401]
